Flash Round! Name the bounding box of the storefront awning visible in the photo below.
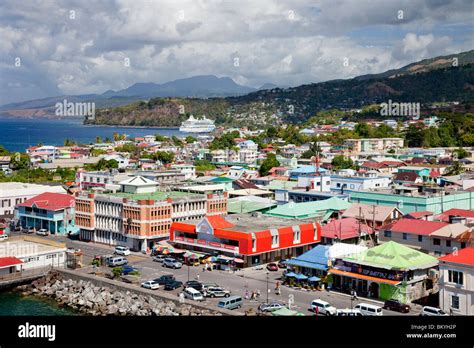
[308,276,321,282]
[286,258,328,271]
[329,268,401,285]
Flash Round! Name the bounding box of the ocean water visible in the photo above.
[0,117,184,153]
[0,291,78,316]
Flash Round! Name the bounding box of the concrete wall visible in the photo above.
[55,268,241,316]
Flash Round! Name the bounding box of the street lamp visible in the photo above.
[266,272,269,304]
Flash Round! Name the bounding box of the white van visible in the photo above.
[355,303,383,316]
[420,306,448,316]
[114,246,131,256]
[311,299,337,316]
[0,234,8,242]
[218,296,243,310]
[336,309,363,316]
[182,287,204,301]
[107,256,128,267]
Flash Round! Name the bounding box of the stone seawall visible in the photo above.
[16,269,241,316]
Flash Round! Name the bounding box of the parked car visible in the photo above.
[311,299,337,316]
[184,280,203,291]
[22,226,35,234]
[277,259,288,269]
[0,234,9,242]
[201,282,219,290]
[36,228,49,236]
[152,255,166,263]
[258,302,285,313]
[153,274,175,285]
[163,258,183,269]
[141,280,160,290]
[420,306,448,316]
[336,309,363,316]
[114,246,131,256]
[383,299,410,313]
[203,287,231,298]
[218,296,243,310]
[267,263,279,271]
[355,303,383,316]
[107,256,128,267]
[164,280,183,291]
[121,265,138,275]
[181,287,204,301]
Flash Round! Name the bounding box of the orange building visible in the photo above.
[75,191,227,251]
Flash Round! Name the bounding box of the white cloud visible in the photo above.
[0,0,472,104]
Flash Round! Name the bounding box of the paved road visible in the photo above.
[26,233,421,316]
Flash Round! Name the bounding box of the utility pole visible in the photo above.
[266,272,269,304]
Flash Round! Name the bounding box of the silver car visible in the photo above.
[162,258,182,269]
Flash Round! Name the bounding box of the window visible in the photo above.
[336,183,341,188]
[384,231,391,238]
[448,270,464,285]
[272,235,279,247]
[446,240,451,247]
[293,229,300,244]
[402,233,408,240]
[433,238,441,246]
[451,295,459,310]
[418,235,423,242]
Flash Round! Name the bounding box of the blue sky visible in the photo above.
[1,0,473,105]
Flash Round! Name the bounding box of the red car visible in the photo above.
[267,263,278,271]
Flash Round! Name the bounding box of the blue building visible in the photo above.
[16,192,79,235]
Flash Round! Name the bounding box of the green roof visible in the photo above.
[104,190,201,201]
[265,197,350,219]
[228,200,276,214]
[210,176,235,183]
[265,180,298,191]
[343,241,438,270]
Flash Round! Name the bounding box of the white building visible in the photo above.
[0,237,67,271]
[119,176,158,194]
[330,171,391,192]
[170,164,196,180]
[438,248,474,316]
[0,182,66,217]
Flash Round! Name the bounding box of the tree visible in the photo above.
[445,161,465,176]
[266,126,278,138]
[259,153,280,176]
[355,122,371,138]
[185,136,197,144]
[453,148,469,160]
[64,139,76,146]
[331,155,354,170]
[155,134,168,142]
[194,159,215,171]
[171,136,183,147]
[104,137,111,143]
[113,132,120,141]
[154,151,174,164]
[95,136,102,144]
[405,125,424,147]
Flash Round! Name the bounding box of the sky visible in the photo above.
[1,0,473,105]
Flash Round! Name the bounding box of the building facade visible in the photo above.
[170,214,321,267]
[75,191,227,251]
[438,248,474,316]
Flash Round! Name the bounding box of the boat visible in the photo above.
[179,115,216,133]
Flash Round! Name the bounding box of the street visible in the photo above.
[28,233,421,316]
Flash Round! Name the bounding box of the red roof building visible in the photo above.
[19,192,75,211]
[321,218,374,243]
[0,257,23,269]
[170,214,321,267]
[439,247,474,266]
[436,209,474,222]
[385,219,448,236]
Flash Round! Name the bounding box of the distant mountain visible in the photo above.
[354,50,474,81]
[258,83,279,90]
[88,50,474,127]
[102,75,257,98]
[0,75,268,116]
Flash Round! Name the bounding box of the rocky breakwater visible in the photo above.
[16,272,222,316]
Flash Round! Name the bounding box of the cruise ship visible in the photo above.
[179,115,216,133]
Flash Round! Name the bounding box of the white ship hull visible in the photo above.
[179,125,215,133]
